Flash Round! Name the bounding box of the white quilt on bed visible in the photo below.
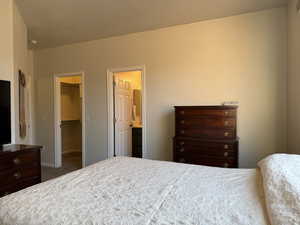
[258,154,300,225]
[0,157,270,225]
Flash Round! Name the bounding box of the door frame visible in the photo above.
[54,72,86,168]
[26,74,34,144]
[107,65,146,158]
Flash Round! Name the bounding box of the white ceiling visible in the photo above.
[16,0,287,49]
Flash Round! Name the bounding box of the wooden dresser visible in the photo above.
[0,145,42,198]
[173,106,239,168]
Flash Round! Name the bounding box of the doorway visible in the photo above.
[54,72,86,170]
[107,66,146,159]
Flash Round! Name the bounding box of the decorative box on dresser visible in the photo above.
[173,106,239,168]
[0,145,42,198]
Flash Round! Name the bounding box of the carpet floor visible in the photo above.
[41,152,82,182]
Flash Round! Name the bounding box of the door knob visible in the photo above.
[13,158,21,165]
[14,172,21,179]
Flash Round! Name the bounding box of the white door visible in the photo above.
[114,78,132,156]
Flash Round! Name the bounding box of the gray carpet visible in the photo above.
[42,152,82,181]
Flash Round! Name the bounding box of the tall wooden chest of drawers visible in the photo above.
[0,145,42,198]
[173,106,239,168]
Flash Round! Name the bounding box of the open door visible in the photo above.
[54,73,86,169]
[114,78,132,156]
[107,67,145,159]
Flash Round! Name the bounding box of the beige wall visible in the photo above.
[34,8,287,168]
[13,1,35,144]
[287,0,300,154]
[0,0,34,144]
[0,0,15,142]
[0,0,14,82]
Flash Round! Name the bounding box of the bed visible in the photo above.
[0,154,299,225]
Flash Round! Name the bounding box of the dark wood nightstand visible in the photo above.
[0,144,42,197]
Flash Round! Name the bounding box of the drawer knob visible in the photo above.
[180,111,185,115]
[180,120,185,124]
[180,141,185,146]
[224,152,229,157]
[224,163,229,168]
[179,158,186,163]
[179,148,185,153]
[14,172,21,180]
[224,132,229,137]
[224,121,229,126]
[180,130,185,134]
[224,144,229,149]
[224,111,229,115]
[13,158,21,165]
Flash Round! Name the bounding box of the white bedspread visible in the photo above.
[0,157,270,225]
[258,154,300,225]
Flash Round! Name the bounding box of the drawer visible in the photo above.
[174,154,237,168]
[176,109,236,118]
[0,166,40,187]
[0,151,40,172]
[175,151,236,163]
[176,128,235,139]
[175,146,236,158]
[175,139,235,150]
[176,117,236,129]
[0,177,40,198]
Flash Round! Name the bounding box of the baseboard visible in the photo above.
[41,162,56,168]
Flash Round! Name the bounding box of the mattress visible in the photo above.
[0,157,270,225]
